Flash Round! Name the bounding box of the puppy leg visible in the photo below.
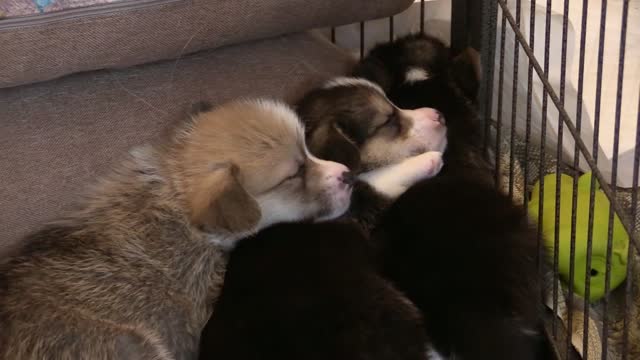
[359,151,443,199]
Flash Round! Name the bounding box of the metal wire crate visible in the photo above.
[330,1,638,359]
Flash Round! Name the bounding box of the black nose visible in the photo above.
[435,110,445,125]
[340,171,356,186]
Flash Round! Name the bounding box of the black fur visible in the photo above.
[198,221,429,360]
[373,176,546,360]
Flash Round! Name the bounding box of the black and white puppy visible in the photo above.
[198,79,450,360]
[353,33,493,185]
[357,34,551,360]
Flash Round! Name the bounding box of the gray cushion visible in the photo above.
[0,0,412,88]
[0,31,354,254]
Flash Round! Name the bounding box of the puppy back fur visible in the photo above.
[0,99,308,359]
[373,176,548,360]
[0,146,220,359]
[199,221,429,360]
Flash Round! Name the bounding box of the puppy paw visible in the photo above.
[358,151,444,199]
[404,151,444,181]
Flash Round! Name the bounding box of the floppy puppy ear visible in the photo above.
[310,123,362,172]
[188,163,261,234]
[352,57,394,93]
[451,48,481,101]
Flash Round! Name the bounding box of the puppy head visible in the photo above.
[354,33,479,102]
[174,99,353,235]
[353,33,449,90]
[297,78,447,172]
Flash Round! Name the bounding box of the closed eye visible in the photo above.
[377,111,400,133]
[263,163,306,193]
[286,164,305,180]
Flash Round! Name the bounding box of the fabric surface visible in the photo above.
[0,0,129,18]
[0,0,412,88]
[0,31,355,255]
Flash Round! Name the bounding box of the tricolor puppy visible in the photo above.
[355,34,551,360]
[353,33,493,184]
[298,77,447,201]
[0,99,353,359]
[198,79,450,360]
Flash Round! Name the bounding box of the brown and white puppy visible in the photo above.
[301,78,447,170]
[0,99,353,360]
[298,77,447,200]
[294,77,447,233]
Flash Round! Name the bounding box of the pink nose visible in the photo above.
[314,158,350,179]
[339,171,356,186]
[411,107,445,125]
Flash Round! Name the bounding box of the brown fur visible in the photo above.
[188,163,261,234]
[0,99,349,360]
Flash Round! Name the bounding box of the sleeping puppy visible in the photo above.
[356,34,550,359]
[0,99,353,360]
[298,77,447,231]
[198,79,449,359]
[353,33,493,185]
[299,77,447,175]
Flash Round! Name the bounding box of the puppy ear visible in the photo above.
[188,163,261,234]
[352,57,394,93]
[310,123,362,172]
[451,47,481,101]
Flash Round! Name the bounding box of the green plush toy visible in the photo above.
[528,172,629,302]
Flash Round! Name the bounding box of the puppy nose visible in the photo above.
[434,110,445,125]
[339,171,356,186]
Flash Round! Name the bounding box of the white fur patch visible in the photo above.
[521,327,539,336]
[404,67,431,83]
[358,151,443,199]
[256,194,302,230]
[426,347,447,360]
[323,77,385,95]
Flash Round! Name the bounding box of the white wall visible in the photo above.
[323,0,452,58]
[495,0,639,187]
[322,0,638,187]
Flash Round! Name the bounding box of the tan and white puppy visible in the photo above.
[0,99,353,360]
[298,77,447,199]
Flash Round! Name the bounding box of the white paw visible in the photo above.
[358,151,444,199]
[403,151,444,183]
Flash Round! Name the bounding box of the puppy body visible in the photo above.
[0,99,352,359]
[199,222,429,360]
[357,34,550,359]
[374,176,545,360]
[298,77,447,232]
